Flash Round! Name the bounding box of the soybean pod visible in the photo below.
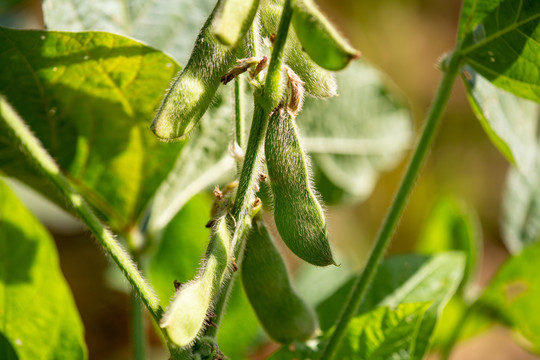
[292,0,360,71]
[259,0,337,98]
[242,216,318,343]
[151,0,237,141]
[265,106,335,266]
[213,0,260,46]
[160,216,232,347]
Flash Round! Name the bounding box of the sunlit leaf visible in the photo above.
[0,27,181,231]
[458,0,540,103]
[329,302,431,360]
[298,59,412,204]
[317,252,465,358]
[0,179,86,360]
[44,0,237,227]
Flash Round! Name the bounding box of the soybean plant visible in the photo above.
[153,0,351,354]
[4,0,539,359]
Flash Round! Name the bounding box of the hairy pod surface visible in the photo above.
[213,0,260,46]
[265,107,335,266]
[151,0,237,141]
[292,0,360,71]
[160,216,232,347]
[259,0,337,98]
[242,218,318,342]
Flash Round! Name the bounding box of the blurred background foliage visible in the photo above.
[0,0,537,359]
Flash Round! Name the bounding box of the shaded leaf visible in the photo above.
[0,27,182,231]
[0,179,86,360]
[502,150,540,253]
[461,65,539,174]
[329,302,431,360]
[148,193,213,306]
[416,196,482,291]
[268,342,319,360]
[42,0,216,63]
[218,281,260,360]
[298,59,412,204]
[457,0,540,103]
[480,242,540,352]
[317,252,465,358]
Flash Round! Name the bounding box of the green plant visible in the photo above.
[0,0,539,359]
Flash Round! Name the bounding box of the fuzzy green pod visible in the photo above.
[160,216,231,347]
[151,0,237,141]
[292,0,360,71]
[259,0,337,98]
[265,107,335,266]
[242,217,318,342]
[213,0,260,46]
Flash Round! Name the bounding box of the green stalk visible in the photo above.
[234,78,245,149]
[130,291,147,360]
[234,77,245,176]
[203,0,293,338]
[318,53,462,360]
[0,96,162,322]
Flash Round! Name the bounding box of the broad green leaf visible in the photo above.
[0,179,87,360]
[457,0,540,103]
[44,0,237,225]
[148,193,213,306]
[330,302,432,360]
[461,65,539,174]
[317,252,465,359]
[416,197,482,291]
[298,59,412,204]
[42,0,216,63]
[480,242,540,352]
[0,27,182,231]
[502,150,540,253]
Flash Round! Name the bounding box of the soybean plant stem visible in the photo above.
[204,0,293,339]
[234,78,245,176]
[130,291,147,360]
[318,53,462,360]
[0,97,163,322]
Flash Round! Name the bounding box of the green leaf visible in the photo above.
[329,302,432,360]
[44,0,237,225]
[42,0,216,63]
[0,27,182,231]
[502,151,540,253]
[317,252,465,359]
[480,242,540,352]
[461,65,539,174]
[457,0,540,103]
[416,196,482,291]
[0,178,87,360]
[148,193,212,307]
[298,59,413,204]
